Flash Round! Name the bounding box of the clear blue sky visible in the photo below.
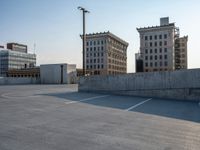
[0,0,200,72]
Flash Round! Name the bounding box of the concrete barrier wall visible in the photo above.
[79,69,200,101]
[0,77,40,85]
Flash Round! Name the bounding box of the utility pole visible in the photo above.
[78,6,90,76]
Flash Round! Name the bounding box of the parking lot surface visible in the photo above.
[0,84,200,150]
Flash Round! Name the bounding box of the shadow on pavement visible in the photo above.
[38,91,200,123]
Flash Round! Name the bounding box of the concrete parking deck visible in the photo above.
[0,84,200,150]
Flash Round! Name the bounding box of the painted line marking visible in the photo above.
[125,98,152,111]
[1,92,40,99]
[64,95,110,105]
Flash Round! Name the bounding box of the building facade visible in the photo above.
[136,17,188,72]
[82,31,128,75]
[0,46,36,76]
[7,43,28,53]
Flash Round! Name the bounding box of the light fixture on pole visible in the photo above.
[78,6,90,76]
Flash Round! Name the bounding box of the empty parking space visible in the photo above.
[0,84,200,150]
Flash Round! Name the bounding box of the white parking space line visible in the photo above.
[125,98,152,111]
[64,95,110,105]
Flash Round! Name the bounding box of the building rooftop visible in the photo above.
[137,23,175,31]
[81,31,129,46]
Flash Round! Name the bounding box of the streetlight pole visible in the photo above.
[78,6,90,76]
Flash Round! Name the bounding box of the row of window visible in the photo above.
[86,52,104,57]
[145,34,168,40]
[86,46,104,51]
[87,64,104,69]
[145,61,168,67]
[145,48,168,54]
[145,55,168,60]
[86,40,105,46]
[145,68,168,72]
[86,58,104,63]
[146,41,168,47]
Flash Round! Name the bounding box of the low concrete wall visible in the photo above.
[79,69,200,101]
[0,77,40,85]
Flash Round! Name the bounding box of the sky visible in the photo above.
[0,0,200,72]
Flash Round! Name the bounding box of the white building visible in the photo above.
[40,64,76,84]
[136,17,188,72]
[0,48,36,76]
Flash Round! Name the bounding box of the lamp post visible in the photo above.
[78,6,90,76]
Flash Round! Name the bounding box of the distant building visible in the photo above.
[0,43,36,76]
[7,43,28,53]
[136,17,188,72]
[175,36,188,69]
[7,67,40,78]
[81,31,128,75]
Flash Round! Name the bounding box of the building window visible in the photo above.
[94,59,96,63]
[90,65,92,69]
[159,41,162,46]
[164,48,167,52]
[150,36,152,40]
[101,64,104,69]
[145,36,148,40]
[101,46,104,51]
[150,42,152,47]
[150,56,153,60]
[87,65,89,69]
[94,41,96,45]
[164,41,167,46]
[90,47,92,51]
[150,62,153,67]
[150,49,152,53]
[164,61,168,66]
[155,62,157,67]
[160,62,162,67]
[145,63,148,67]
[155,49,157,53]
[155,55,157,60]
[160,55,162,59]
[101,53,104,56]
[101,40,104,44]
[145,49,148,54]
[90,41,92,46]
[154,35,157,40]
[94,65,96,69]
[98,65,100,69]
[145,56,148,60]
[90,59,92,63]
[97,40,100,45]
[86,48,89,51]
[164,55,167,59]
[159,34,162,39]
[87,42,89,46]
[160,48,162,53]
[164,34,167,39]
[154,42,157,47]
[94,53,96,57]
[94,47,96,51]
[101,58,103,63]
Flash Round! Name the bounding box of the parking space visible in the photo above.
[0,84,200,150]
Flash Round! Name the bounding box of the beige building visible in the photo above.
[136,17,188,72]
[83,31,128,75]
[175,36,188,69]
